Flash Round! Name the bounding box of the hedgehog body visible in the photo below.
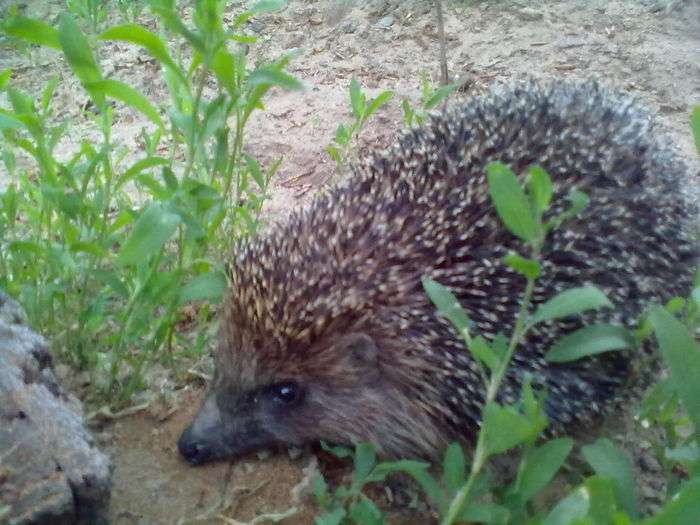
[178,79,697,464]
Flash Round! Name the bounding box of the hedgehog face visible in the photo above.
[178,331,444,463]
[179,332,384,464]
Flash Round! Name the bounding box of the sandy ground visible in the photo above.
[2,0,699,523]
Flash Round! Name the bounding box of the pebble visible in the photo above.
[375,15,395,29]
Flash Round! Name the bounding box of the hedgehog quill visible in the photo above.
[178,79,697,465]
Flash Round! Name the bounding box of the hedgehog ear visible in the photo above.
[341,332,378,367]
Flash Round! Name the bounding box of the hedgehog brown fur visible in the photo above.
[178,78,697,465]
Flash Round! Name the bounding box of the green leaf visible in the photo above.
[543,486,590,525]
[349,77,364,119]
[369,460,442,505]
[422,276,471,342]
[457,503,510,524]
[0,69,11,90]
[545,324,633,363]
[248,67,302,90]
[585,476,618,525]
[92,269,129,299]
[118,157,169,189]
[503,252,540,279]
[643,478,700,525]
[691,106,700,155]
[424,83,458,110]
[179,271,227,303]
[87,80,163,127]
[364,90,394,120]
[314,508,345,525]
[442,443,466,495]
[3,16,61,49]
[0,111,24,130]
[531,286,612,325]
[352,443,376,486]
[40,75,59,113]
[649,305,700,433]
[486,162,540,242]
[117,204,180,266]
[582,438,638,518]
[319,441,353,459]
[211,48,237,96]
[513,438,573,502]
[58,14,103,106]
[527,165,553,213]
[349,497,383,525]
[99,24,186,86]
[470,335,498,370]
[69,241,108,258]
[482,403,535,456]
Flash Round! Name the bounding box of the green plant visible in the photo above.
[0,0,299,404]
[311,157,700,523]
[401,71,457,127]
[65,0,108,33]
[326,77,393,167]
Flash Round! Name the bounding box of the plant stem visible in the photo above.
[442,245,541,525]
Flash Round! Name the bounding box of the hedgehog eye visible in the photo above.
[268,382,302,406]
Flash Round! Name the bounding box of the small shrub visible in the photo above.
[0,0,299,404]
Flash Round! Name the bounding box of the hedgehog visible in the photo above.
[178,78,697,465]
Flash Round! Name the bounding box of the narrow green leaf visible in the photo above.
[531,286,612,325]
[3,17,60,49]
[248,67,302,90]
[0,69,11,90]
[87,79,163,127]
[118,157,169,189]
[99,24,186,86]
[58,14,103,106]
[117,204,180,266]
[486,162,540,242]
[364,90,394,120]
[211,48,237,96]
[424,83,458,110]
[442,443,466,495]
[40,75,59,113]
[545,324,633,363]
[314,508,345,525]
[0,111,24,130]
[457,503,510,524]
[649,305,700,433]
[69,241,108,258]
[179,271,227,303]
[582,438,638,518]
[349,497,383,525]
[527,165,553,213]
[691,106,700,155]
[514,438,573,502]
[352,443,376,486]
[422,276,471,341]
[542,486,590,525]
[349,77,363,119]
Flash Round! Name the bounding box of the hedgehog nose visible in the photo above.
[178,431,212,465]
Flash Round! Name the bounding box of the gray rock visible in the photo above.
[0,291,112,525]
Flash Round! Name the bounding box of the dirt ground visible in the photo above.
[2,0,699,523]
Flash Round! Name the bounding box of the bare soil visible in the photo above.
[2,0,699,523]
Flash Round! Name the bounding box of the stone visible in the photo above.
[0,291,112,524]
